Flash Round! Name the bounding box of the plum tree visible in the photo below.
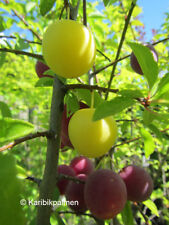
[68,108,117,158]
[70,156,94,175]
[42,19,96,78]
[57,165,75,195]
[130,44,158,75]
[84,169,127,219]
[35,60,53,78]
[119,165,154,202]
[65,174,87,213]
[61,102,88,149]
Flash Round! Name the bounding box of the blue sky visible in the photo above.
[137,0,169,40]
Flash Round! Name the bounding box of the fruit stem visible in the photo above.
[91,90,94,108]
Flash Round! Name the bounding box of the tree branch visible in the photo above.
[37,77,65,225]
[64,84,119,93]
[12,9,42,41]
[0,131,51,152]
[0,35,41,45]
[0,48,43,60]
[105,1,136,100]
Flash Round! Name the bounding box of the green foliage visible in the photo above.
[40,0,56,16]
[0,101,12,118]
[121,201,134,225]
[128,42,158,90]
[0,118,34,144]
[140,127,155,158]
[0,154,25,225]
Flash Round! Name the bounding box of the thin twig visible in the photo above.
[0,35,41,45]
[12,9,42,41]
[83,0,87,26]
[96,49,111,62]
[0,131,51,152]
[0,48,43,60]
[105,1,136,100]
[64,84,119,93]
[134,202,150,225]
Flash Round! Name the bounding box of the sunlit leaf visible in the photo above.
[93,97,135,121]
[0,101,12,118]
[121,201,134,225]
[40,0,56,16]
[143,199,159,217]
[0,118,34,143]
[128,42,158,90]
[140,128,155,158]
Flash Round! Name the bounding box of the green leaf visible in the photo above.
[35,77,54,87]
[0,118,34,143]
[15,37,29,50]
[128,42,158,90]
[56,213,66,225]
[0,154,25,225]
[119,89,144,98]
[40,0,56,16]
[0,101,12,118]
[152,73,169,105]
[16,165,27,179]
[76,89,103,108]
[153,73,169,98]
[103,0,118,7]
[140,128,155,158]
[121,201,134,225]
[0,52,6,67]
[148,124,163,141]
[65,93,79,117]
[26,2,36,12]
[143,199,159,217]
[142,110,154,125]
[0,16,5,32]
[93,97,135,121]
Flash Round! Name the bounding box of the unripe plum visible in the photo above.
[119,165,154,202]
[57,165,75,195]
[68,108,117,158]
[42,19,96,78]
[84,169,127,219]
[35,60,53,78]
[130,44,158,75]
[61,102,88,149]
[65,174,87,213]
[70,156,94,175]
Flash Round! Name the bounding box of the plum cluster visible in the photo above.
[57,157,153,220]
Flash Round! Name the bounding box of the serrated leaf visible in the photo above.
[140,128,155,158]
[0,101,12,118]
[119,89,144,98]
[0,118,34,143]
[35,77,54,87]
[93,97,135,121]
[121,201,134,225]
[128,42,158,90]
[40,0,56,16]
[0,154,25,225]
[143,199,159,217]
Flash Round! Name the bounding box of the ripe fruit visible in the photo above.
[61,102,88,149]
[42,19,96,78]
[68,108,117,158]
[35,60,53,78]
[57,165,75,195]
[70,156,94,175]
[84,169,127,219]
[130,44,158,75]
[119,165,154,202]
[65,174,87,213]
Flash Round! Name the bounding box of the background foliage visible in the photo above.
[0,0,169,224]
